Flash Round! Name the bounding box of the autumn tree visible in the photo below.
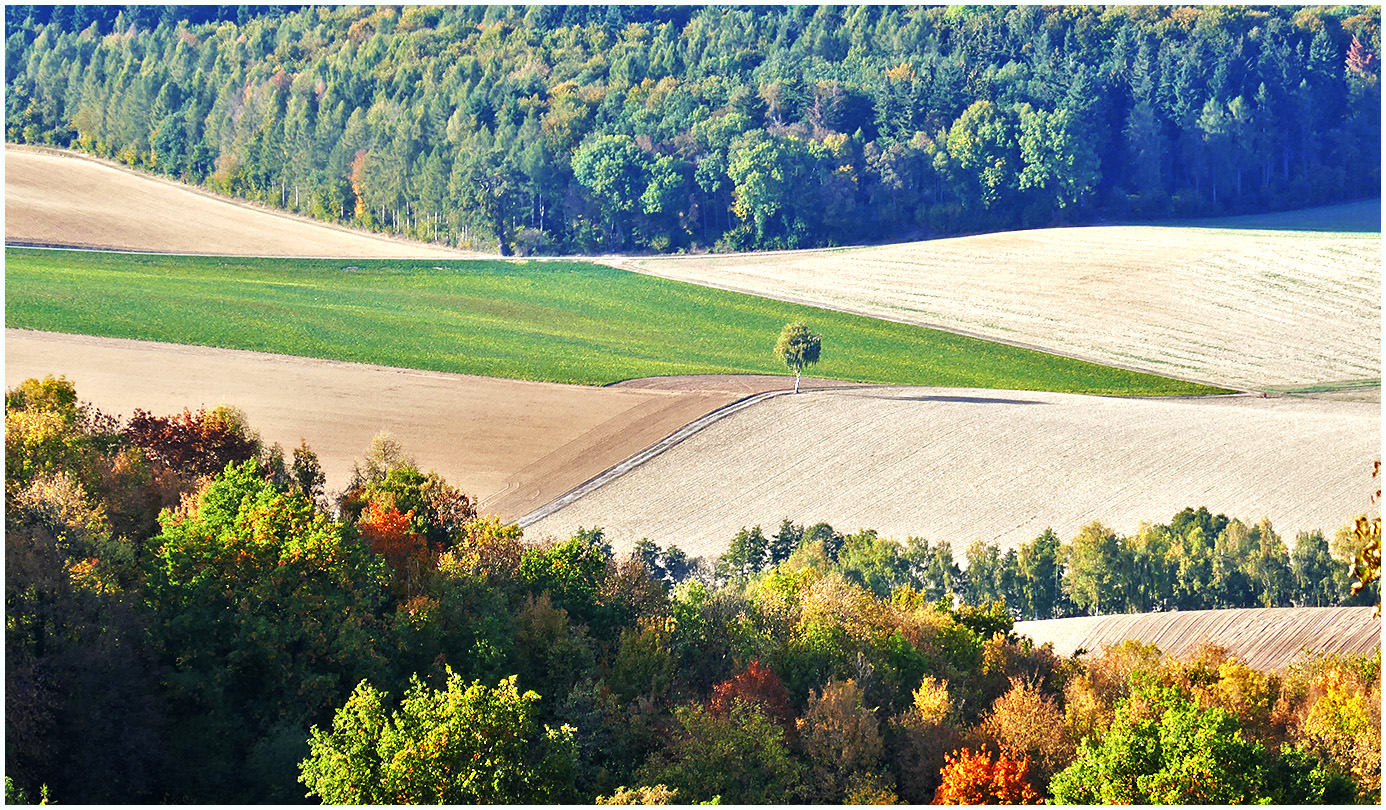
[931,746,1042,805]
[977,677,1075,792]
[776,322,822,394]
[708,658,794,727]
[798,678,890,803]
[122,405,259,480]
[299,671,579,804]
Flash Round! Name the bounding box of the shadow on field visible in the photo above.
[1150,199,1380,233]
[863,393,1046,406]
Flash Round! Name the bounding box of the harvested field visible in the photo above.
[616,205,1381,393]
[1015,607,1381,672]
[527,386,1380,558]
[4,329,848,521]
[4,145,473,258]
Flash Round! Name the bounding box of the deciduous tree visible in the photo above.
[299,671,578,804]
[775,322,822,393]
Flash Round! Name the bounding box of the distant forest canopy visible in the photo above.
[5,4,1381,254]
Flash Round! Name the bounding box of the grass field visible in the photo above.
[4,248,1223,395]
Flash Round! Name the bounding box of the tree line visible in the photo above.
[699,506,1376,622]
[7,374,1379,804]
[5,4,1380,255]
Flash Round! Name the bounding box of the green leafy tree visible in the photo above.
[717,525,769,582]
[572,133,651,250]
[299,671,578,804]
[1018,529,1061,619]
[636,698,806,804]
[1063,521,1126,616]
[1050,683,1350,804]
[144,459,389,801]
[775,322,822,393]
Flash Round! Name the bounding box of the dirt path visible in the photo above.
[4,329,840,521]
[5,145,478,258]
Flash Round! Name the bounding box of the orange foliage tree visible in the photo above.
[932,746,1042,805]
[357,498,428,596]
[708,659,794,726]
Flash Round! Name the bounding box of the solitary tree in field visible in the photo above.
[775,323,821,393]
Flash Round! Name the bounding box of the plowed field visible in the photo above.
[617,209,1381,393]
[1015,607,1380,672]
[5,329,848,521]
[5,145,473,258]
[527,386,1380,556]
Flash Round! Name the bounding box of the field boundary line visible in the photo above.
[609,258,1246,395]
[517,386,877,527]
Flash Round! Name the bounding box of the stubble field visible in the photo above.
[617,204,1381,394]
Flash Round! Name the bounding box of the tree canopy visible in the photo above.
[5,5,1379,255]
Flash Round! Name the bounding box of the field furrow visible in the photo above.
[1015,607,1380,672]
[527,387,1379,559]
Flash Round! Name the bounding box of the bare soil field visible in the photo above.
[615,214,1381,394]
[528,386,1380,558]
[4,145,474,258]
[4,329,844,521]
[1015,607,1380,672]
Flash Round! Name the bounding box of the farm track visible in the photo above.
[4,329,847,522]
[1015,607,1381,672]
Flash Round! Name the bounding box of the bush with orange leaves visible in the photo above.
[932,745,1042,805]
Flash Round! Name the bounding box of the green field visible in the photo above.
[5,248,1226,395]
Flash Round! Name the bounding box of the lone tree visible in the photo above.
[775,323,822,393]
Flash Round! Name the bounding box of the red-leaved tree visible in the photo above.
[708,659,794,727]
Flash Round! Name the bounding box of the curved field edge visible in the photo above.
[615,203,1380,393]
[3,248,1224,396]
[526,386,1379,559]
[4,145,476,259]
[1015,607,1380,673]
[4,329,760,520]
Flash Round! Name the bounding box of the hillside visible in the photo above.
[5,5,1378,254]
[4,146,473,258]
[617,206,1382,393]
[1015,607,1381,672]
[527,385,1380,557]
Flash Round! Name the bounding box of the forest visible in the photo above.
[4,4,1381,254]
[6,375,1380,804]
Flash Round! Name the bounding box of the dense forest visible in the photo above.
[4,4,1380,254]
[7,374,1380,804]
